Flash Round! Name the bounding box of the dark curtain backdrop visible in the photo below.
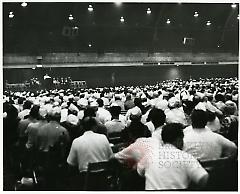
[3,64,238,88]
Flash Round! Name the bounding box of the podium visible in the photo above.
[43,75,53,90]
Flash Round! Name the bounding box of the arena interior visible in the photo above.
[3,2,239,191]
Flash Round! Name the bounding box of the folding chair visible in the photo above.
[108,132,123,144]
[84,160,120,190]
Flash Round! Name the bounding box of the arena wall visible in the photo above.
[3,64,238,88]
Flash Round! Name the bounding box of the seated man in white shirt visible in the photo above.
[96,98,111,124]
[183,109,237,161]
[165,97,188,126]
[67,116,113,189]
[137,123,209,190]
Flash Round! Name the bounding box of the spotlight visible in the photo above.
[21,2,28,7]
[9,11,14,18]
[69,14,74,21]
[206,20,211,26]
[115,2,122,6]
[88,44,92,47]
[231,3,237,8]
[147,8,151,14]
[166,19,171,24]
[194,11,199,17]
[88,4,93,12]
[120,16,125,23]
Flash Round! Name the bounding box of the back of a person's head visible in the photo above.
[215,93,225,102]
[6,104,18,119]
[18,97,25,105]
[206,111,216,122]
[96,98,104,107]
[29,105,40,119]
[109,105,121,117]
[134,98,142,106]
[48,107,61,122]
[161,123,184,144]
[223,105,236,116]
[129,106,142,121]
[191,109,207,128]
[128,121,151,140]
[82,116,97,132]
[148,108,166,128]
[23,100,33,110]
[83,107,96,118]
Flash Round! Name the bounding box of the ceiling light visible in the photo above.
[166,19,171,24]
[147,8,151,14]
[194,11,199,17]
[36,64,43,68]
[217,45,220,48]
[21,2,28,7]
[88,44,92,47]
[206,20,211,26]
[231,3,237,8]
[9,12,14,18]
[120,16,125,23]
[88,4,93,12]
[73,26,79,29]
[115,2,122,6]
[69,14,74,21]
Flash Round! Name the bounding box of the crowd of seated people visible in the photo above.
[53,77,72,89]
[3,77,238,190]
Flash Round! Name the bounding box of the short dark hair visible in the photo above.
[161,123,184,144]
[109,106,121,117]
[96,98,104,107]
[215,94,225,102]
[206,111,216,122]
[82,117,97,131]
[147,108,166,128]
[84,107,96,118]
[23,100,32,110]
[191,109,207,128]
[29,105,40,119]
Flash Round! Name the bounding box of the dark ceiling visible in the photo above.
[3,2,239,54]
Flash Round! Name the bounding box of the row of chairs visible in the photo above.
[14,154,237,191]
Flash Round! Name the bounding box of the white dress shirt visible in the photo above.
[67,131,113,172]
[183,126,237,160]
[137,144,208,190]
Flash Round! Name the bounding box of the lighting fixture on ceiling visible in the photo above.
[231,3,237,8]
[194,11,199,17]
[166,19,171,24]
[9,11,14,18]
[147,8,151,14]
[120,16,125,23]
[88,4,93,12]
[21,2,28,7]
[206,20,211,26]
[69,14,74,21]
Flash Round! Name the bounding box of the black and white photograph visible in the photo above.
[2,1,239,191]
